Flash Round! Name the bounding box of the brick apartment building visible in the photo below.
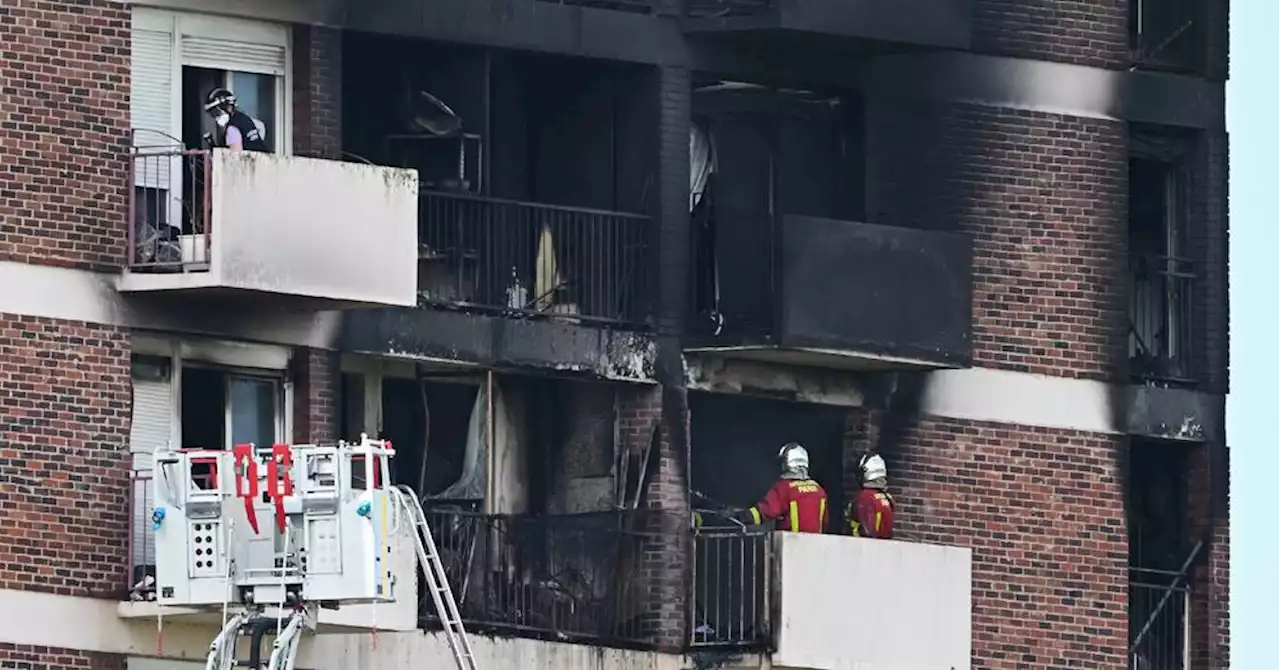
[0,0,1228,669]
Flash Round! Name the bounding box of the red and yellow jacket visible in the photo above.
[746,478,828,533]
[847,488,895,539]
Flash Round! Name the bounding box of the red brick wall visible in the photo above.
[617,384,689,650]
[0,644,124,670]
[0,0,130,272]
[291,347,338,444]
[877,415,1129,669]
[971,0,1128,69]
[291,24,343,158]
[0,314,131,597]
[866,102,1129,382]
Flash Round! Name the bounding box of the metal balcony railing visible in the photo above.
[1129,566,1190,670]
[129,149,212,273]
[419,507,657,645]
[536,0,653,12]
[1129,254,1197,384]
[125,470,157,601]
[419,191,653,327]
[690,513,772,649]
[1129,0,1206,73]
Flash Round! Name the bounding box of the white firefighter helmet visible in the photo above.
[778,442,809,473]
[859,453,887,483]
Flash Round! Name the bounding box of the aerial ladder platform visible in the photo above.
[148,436,477,670]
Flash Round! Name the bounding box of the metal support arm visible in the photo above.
[205,613,248,670]
[268,609,310,670]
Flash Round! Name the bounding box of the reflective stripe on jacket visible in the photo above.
[748,478,828,533]
[848,488,895,539]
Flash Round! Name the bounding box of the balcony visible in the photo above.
[689,214,972,370]
[416,191,651,325]
[771,532,971,668]
[1129,254,1197,385]
[683,0,972,50]
[691,524,972,667]
[343,192,657,380]
[419,507,656,647]
[122,149,419,310]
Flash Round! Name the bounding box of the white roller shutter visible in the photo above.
[131,25,178,193]
[131,377,172,470]
[180,36,287,76]
[130,368,173,574]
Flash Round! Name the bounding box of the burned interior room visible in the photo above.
[340,364,645,639]
[342,34,657,324]
[688,77,865,340]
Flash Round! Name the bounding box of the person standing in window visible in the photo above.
[203,87,268,152]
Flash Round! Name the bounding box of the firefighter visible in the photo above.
[847,452,895,539]
[203,87,268,152]
[737,442,828,533]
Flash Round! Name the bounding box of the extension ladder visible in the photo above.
[393,485,478,670]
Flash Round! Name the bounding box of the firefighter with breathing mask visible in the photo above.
[203,87,268,152]
[847,452,895,539]
[736,442,828,533]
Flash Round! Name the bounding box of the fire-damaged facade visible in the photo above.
[0,0,1229,669]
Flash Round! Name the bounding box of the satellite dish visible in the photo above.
[408,90,463,137]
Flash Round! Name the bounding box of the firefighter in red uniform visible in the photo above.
[847,452,895,539]
[737,442,828,533]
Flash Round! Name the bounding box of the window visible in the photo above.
[1128,154,1194,383]
[181,365,284,450]
[182,66,281,153]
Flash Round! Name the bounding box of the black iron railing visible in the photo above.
[1129,566,1190,670]
[418,191,653,327]
[125,470,157,601]
[690,517,772,649]
[129,149,212,273]
[536,0,653,12]
[1129,254,1197,383]
[685,0,771,18]
[419,507,657,645]
[1129,0,1205,73]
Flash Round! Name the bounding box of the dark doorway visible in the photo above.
[689,392,846,529]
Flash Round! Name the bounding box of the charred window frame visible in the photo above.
[1128,0,1210,74]
[1128,131,1201,386]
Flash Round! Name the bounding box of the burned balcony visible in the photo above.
[419,506,656,646]
[683,0,972,49]
[689,214,973,370]
[417,192,653,326]
[1129,254,1197,385]
[123,148,419,309]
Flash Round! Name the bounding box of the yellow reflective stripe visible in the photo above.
[875,511,883,534]
[851,520,861,536]
[788,500,799,532]
[750,507,762,525]
[819,498,827,529]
